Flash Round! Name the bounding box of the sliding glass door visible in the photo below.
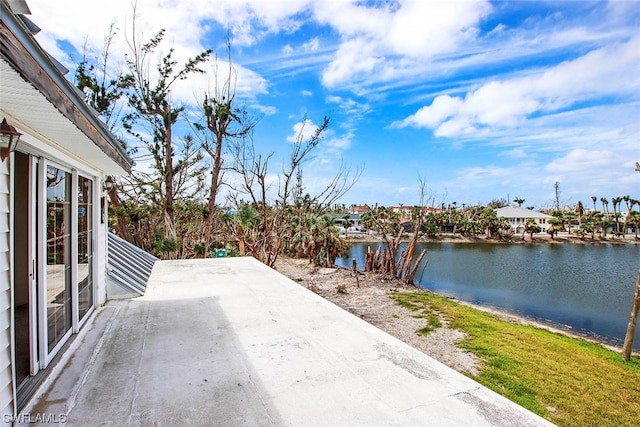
[45,165,72,353]
[17,156,98,403]
[77,175,93,322]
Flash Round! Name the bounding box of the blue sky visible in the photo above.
[27,0,640,209]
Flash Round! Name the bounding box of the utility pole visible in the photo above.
[623,163,640,360]
[622,270,640,361]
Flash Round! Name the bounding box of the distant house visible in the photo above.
[390,205,440,221]
[351,205,371,214]
[333,213,365,232]
[495,206,553,234]
[1,1,133,420]
[399,218,413,231]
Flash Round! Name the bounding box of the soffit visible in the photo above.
[0,58,129,175]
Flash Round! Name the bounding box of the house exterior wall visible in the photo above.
[505,216,550,233]
[496,207,553,234]
[0,159,13,421]
[0,147,110,423]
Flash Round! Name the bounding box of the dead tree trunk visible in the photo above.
[622,270,640,361]
[352,258,359,288]
[107,184,133,243]
[364,246,373,271]
[404,249,428,286]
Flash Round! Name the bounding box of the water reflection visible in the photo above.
[337,242,640,350]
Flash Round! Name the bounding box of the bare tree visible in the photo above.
[75,22,128,132]
[227,131,278,264]
[121,4,211,248]
[279,116,329,206]
[361,178,429,285]
[73,22,134,240]
[228,117,360,267]
[192,38,256,255]
[399,177,429,285]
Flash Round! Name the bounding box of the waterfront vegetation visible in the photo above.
[390,291,640,427]
[80,19,639,268]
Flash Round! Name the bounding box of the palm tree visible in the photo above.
[551,209,566,233]
[600,197,609,237]
[547,217,562,240]
[480,208,511,240]
[514,197,525,207]
[592,211,604,239]
[309,215,346,267]
[622,195,632,236]
[611,197,622,236]
[564,211,576,234]
[342,213,352,238]
[234,203,261,257]
[629,211,640,240]
[523,219,541,241]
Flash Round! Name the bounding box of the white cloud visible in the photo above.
[393,95,463,128]
[543,149,639,202]
[385,0,491,58]
[286,119,320,143]
[317,0,492,88]
[442,161,555,207]
[285,120,353,170]
[395,35,640,137]
[546,149,614,173]
[301,90,313,96]
[282,44,294,55]
[27,0,314,70]
[326,95,370,119]
[326,132,353,149]
[500,149,527,159]
[178,59,268,108]
[301,37,320,52]
[29,0,221,68]
[321,38,380,87]
[252,104,277,116]
[27,0,272,110]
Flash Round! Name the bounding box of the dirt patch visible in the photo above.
[273,257,480,375]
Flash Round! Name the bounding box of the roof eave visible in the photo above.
[0,1,132,174]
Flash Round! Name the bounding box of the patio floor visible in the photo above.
[22,257,554,426]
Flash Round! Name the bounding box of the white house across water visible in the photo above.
[496,206,553,234]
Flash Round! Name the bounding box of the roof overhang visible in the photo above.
[0,1,132,175]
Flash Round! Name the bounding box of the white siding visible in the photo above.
[0,160,12,423]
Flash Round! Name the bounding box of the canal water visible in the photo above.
[336,241,640,350]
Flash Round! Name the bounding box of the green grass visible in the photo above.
[416,312,442,335]
[389,291,640,427]
[394,296,442,334]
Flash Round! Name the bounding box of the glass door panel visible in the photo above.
[13,152,37,388]
[46,165,72,352]
[77,176,93,321]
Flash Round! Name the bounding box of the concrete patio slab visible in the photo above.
[21,257,554,426]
